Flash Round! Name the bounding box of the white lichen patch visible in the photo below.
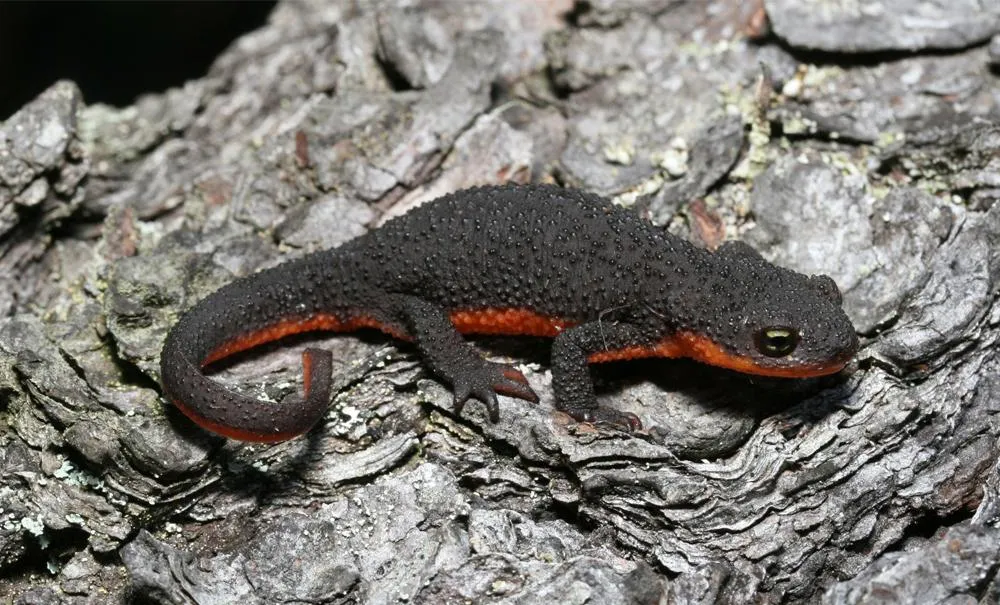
[54,459,102,489]
[64,513,86,526]
[21,514,45,537]
[782,114,818,136]
[612,172,665,207]
[602,138,636,166]
[651,136,690,177]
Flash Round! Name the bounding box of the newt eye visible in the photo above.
[755,327,800,357]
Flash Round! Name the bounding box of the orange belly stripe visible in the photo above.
[588,331,849,378]
[202,310,847,380]
[449,308,576,337]
[202,313,409,367]
[587,339,685,363]
[170,397,303,442]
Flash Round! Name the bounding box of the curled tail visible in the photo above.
[159,259,340,442]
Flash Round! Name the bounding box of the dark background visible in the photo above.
[0,1,276,119]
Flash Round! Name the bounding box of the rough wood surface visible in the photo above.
[1,1,999,603]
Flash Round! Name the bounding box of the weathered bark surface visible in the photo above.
[1,1,999,603]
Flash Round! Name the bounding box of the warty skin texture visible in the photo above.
[160,184,859,441]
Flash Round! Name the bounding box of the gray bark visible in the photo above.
[1,1,999,603]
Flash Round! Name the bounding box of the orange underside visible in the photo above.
[302,349,315,398]
[589,331,848,378]
[201,308,845,379]
[171,397,304,442]
[202,314,410,366]
[449,308,575,337]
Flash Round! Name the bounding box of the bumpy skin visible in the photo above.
[160,184,859,441]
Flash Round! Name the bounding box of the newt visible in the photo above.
[160,184,858,442]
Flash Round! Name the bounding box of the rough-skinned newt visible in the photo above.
[160,184,859,442]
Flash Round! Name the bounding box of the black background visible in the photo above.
[0,1,276,119]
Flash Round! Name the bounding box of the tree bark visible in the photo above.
[1,1,999,603]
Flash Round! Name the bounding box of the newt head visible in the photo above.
[674,241,859,378]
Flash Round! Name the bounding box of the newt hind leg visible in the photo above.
[397,296,538,422]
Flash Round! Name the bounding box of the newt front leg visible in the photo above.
[551,321,645,430]
[397,296,539,421]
